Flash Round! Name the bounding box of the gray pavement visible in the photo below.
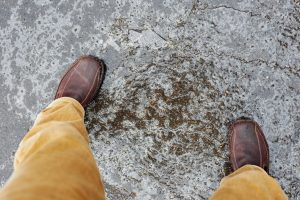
[1,0,300,199]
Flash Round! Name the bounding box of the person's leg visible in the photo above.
[0,56,106,200]
[210,119,287,200]
[210,165,287,199]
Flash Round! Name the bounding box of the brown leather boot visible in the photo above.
[55,55,105,108]
[229,119,269,173]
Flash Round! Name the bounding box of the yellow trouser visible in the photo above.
[210,165,287,200]
[0,98,287,200]
[0,97,105,200]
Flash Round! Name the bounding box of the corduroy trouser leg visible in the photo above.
[210,165,287,200]
[0,97,105,200]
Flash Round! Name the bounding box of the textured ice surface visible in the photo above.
[0,0,300,199]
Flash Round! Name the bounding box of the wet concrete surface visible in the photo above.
[0,0,300,199]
